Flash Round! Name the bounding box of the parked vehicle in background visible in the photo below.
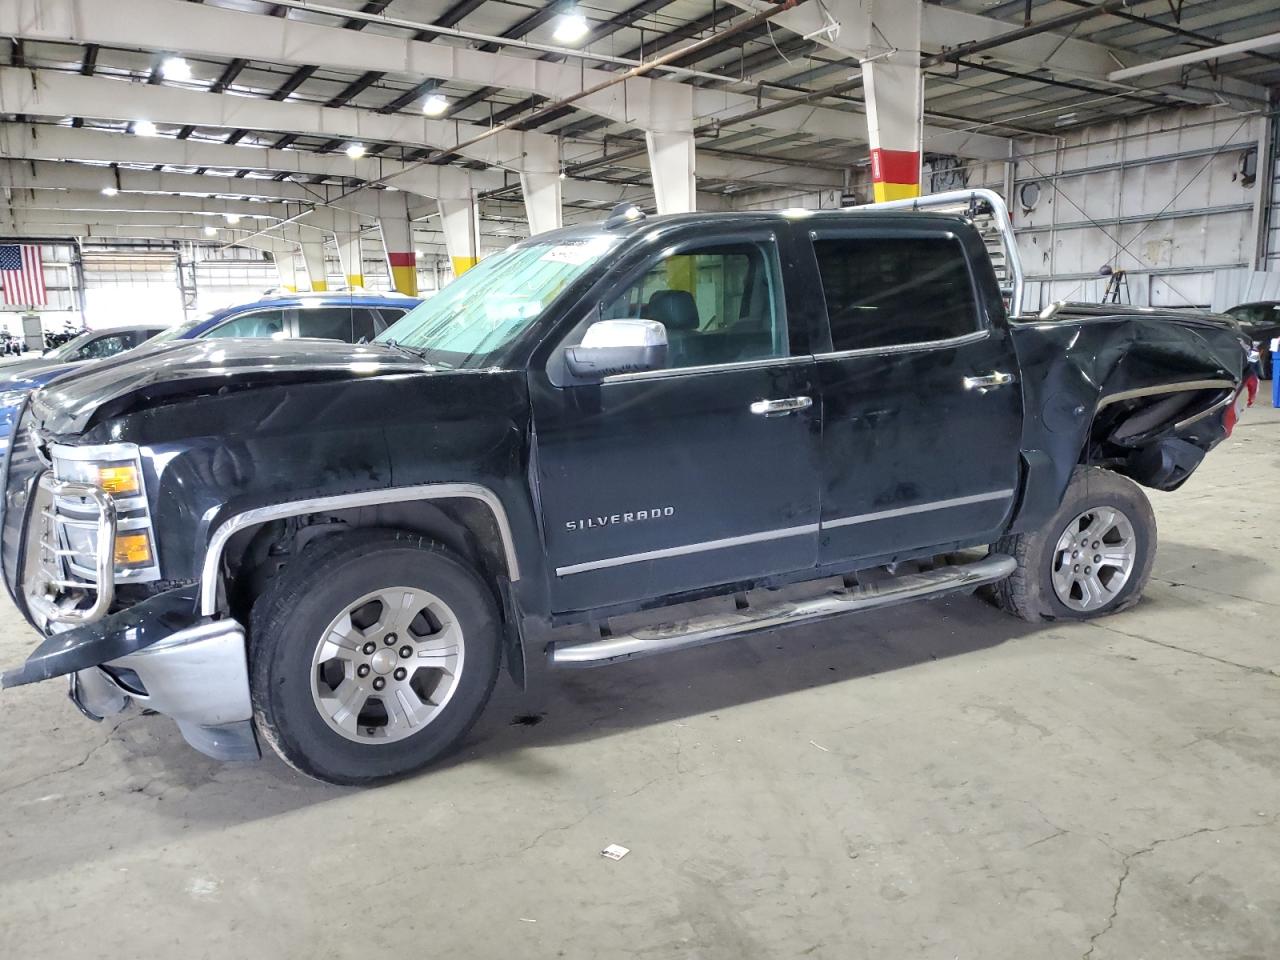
[1223,301,1280,378]
[0,292,421,450]
[0,325,167,450]
[0,192,1253,785]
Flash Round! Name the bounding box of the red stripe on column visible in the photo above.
[387,252,415,267]
[870,148,921,185]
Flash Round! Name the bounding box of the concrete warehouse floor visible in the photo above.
[1,404,1277,960]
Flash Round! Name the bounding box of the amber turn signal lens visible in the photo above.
[113,532,153,567]
[97,464,140,497]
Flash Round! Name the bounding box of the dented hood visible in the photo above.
[29,337,432,437]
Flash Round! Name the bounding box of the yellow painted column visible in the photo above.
[450,256,479,276]
[388,253,418,296]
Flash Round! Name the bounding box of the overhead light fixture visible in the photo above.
[422,93,449,116]
[345,142,366,159]
[133,119,159,137]
[224,213,241,225]
[203,225,217,236]
[101,186,119,197]
[553,10,590,44]
[160,56,192,82]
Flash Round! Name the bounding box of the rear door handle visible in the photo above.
[750,396,813,416]
[963,371,1016,392]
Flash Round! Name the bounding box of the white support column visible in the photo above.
[272,246,300,291]
[437,197,480,277]
[646,132,696,214]
[377,195,418,296]
[331,208,365,289]
[520,172,563,236]
[644,85,697,214]
[517,137,563,234]
[300,237,329,292]
[863,0,924,201]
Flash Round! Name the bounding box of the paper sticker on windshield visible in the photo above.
[540,237,616,265]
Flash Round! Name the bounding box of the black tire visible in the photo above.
[994,466,1157,622]
[250,529,501,785]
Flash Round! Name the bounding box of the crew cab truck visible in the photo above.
[0,190,1253,785]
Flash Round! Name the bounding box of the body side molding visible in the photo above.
[199,483,520,616]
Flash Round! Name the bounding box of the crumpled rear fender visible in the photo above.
[1006,314,1247,533]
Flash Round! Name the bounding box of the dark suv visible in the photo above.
[0,191,1252,785]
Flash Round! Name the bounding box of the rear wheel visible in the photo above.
[994,467,1156,622]
[250,529,501,785]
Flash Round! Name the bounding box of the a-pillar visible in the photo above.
[378,206,418,296]
[299,236,330,292]
[437,196,480,277]
[863,0,923,201]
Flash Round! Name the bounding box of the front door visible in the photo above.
[806,226,1024,565]
[531,229,821,614]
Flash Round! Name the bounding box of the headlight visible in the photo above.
[51,457,142,497]
[49,441,160,582]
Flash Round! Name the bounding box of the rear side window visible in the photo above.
[295,306,354,341]
[814,235,980,351]
[353,307,407,342]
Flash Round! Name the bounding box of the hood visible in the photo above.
[30,337,433,437]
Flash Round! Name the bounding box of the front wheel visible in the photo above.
[249,530,501,785]
[994,467,1157,622]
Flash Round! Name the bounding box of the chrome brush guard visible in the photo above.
[24,473,117,626]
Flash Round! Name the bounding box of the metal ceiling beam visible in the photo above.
[1,186,299,220]
[0,155,330,202]
[1108,31,1280,82]
[0,69,561,177]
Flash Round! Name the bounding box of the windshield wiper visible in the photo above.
[379,339,445,368]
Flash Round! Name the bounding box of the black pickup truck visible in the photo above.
[0,190,1254,784]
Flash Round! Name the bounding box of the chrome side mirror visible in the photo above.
[564,319,668,382]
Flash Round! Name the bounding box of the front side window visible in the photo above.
[600,240,787,369]
[76,333,132,360]
[205,309,288,340]
[814,235,980,352]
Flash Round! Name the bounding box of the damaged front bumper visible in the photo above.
[1,585,260,763]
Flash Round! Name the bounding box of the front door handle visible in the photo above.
[750,396,813,417]
[963,371,1016,392]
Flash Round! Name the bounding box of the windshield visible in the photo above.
[375,236,618,368]
[1226,304,1280,329]
[43,331,97,362]
[147,315,208,345]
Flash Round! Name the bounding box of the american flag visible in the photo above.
[0,244,47,307]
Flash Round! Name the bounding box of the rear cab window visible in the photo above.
[811,233,983,352]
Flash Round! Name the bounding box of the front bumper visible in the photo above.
[1,584,260,762]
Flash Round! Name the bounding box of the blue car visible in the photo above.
[0,291,422,449]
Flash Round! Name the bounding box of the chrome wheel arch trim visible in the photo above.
[199,482,520,617]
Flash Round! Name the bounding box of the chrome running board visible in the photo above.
[549,554,1016,667]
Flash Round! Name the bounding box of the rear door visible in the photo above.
[806,224,1024,565]
[530,226,822,613]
